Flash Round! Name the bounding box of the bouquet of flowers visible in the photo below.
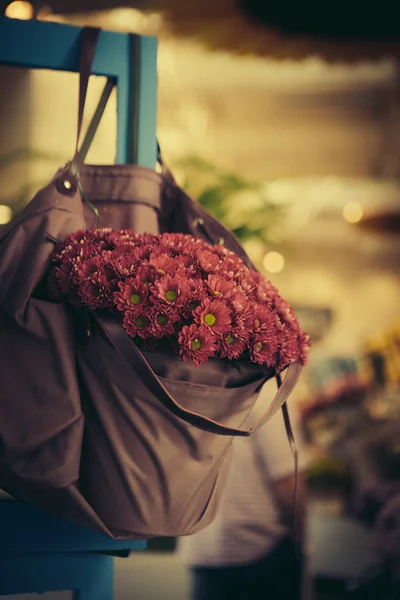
[48,228,309,369]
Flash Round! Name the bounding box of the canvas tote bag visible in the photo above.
[0,27,302,539]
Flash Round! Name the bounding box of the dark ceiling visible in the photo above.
[240,0,400,41]
[5,0,400,40]
[2,0,400,60]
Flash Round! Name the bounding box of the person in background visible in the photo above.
[178,379,308,600]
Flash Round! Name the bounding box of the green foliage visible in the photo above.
[174,155,285,245]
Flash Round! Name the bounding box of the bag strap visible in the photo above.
[77,78,166,168]
[77,77,115,163]
[93,311,301,437]
[75,27,101,157]
[157,142,175,183]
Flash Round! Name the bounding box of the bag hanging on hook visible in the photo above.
[0,26,308,539]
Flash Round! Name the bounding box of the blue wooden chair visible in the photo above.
[0,16,158,598]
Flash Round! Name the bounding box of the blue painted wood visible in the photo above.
[0,502,146,554]
[0,552,114,598]
[137,35,158,169]
[0,17,158,167]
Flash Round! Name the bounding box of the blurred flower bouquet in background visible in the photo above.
[300,377,369,449]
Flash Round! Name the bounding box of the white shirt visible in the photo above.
[178,379,308,566]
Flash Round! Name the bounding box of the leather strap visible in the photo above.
[76,27,101,156]
[93,311,301,437]
[157,141,175,183]
[77,77,115,163]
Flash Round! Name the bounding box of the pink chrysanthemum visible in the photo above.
[107,250,139,278]
[149,253,176,275]
[276,325,302,370]
[106,229,138,248]
[78,273,113,310]
[180,278,207,319]
[274,296,301,331]
[74,256,104,282]
[219,256,244,278]
[211,244,230,259]
[196,249,221,274]
[54,261,77,295]
[48,228,310,369]
[298,332,311,366]
[153,274,190,306]
[160,233,192,255]
[122,309,151,339]
[251,305,277,334]
[218,330,247,360]
[132,245,152,261]
[178,324,217,366]
[68,229,88,244]
[52,244,92,274]
[251,273,277,304]
[194,298,232,336]
[249,331,279,367]
[148,302,181,339]
[176,253,198,274]
[113,278,150,312]
[206,274,237,300]
[232,302,255,332]
[136,264,157,287]
[141,233,160,247]
[235,271,258,296]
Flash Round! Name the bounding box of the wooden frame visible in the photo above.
[0,16,158,167]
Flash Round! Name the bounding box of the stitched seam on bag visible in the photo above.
[87,199,161,210]
[156,375,264,396]
[81,170,164,184]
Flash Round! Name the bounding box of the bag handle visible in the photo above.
[77,77,115,163]
[93,311,301,437]
[75,27,101,157]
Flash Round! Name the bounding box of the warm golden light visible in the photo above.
[5,1,33,20]
[343,201,363,224]
[36,5,53,20]
[263,251,285,274]
[0,205,13,225]
[108,8,148,31]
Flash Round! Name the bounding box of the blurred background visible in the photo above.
[1,1,400,598]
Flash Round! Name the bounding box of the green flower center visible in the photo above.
[256,342,263,351]
[214,290,222,296]
[226,336,234,344]
[129,293,141,305]
[204,313,216,326]
[166,290,177,302]
[158,268,165,275]
[191,339,201,350]
[255,318,260,327]
[135,316,146,327]
[157,314,167,325]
